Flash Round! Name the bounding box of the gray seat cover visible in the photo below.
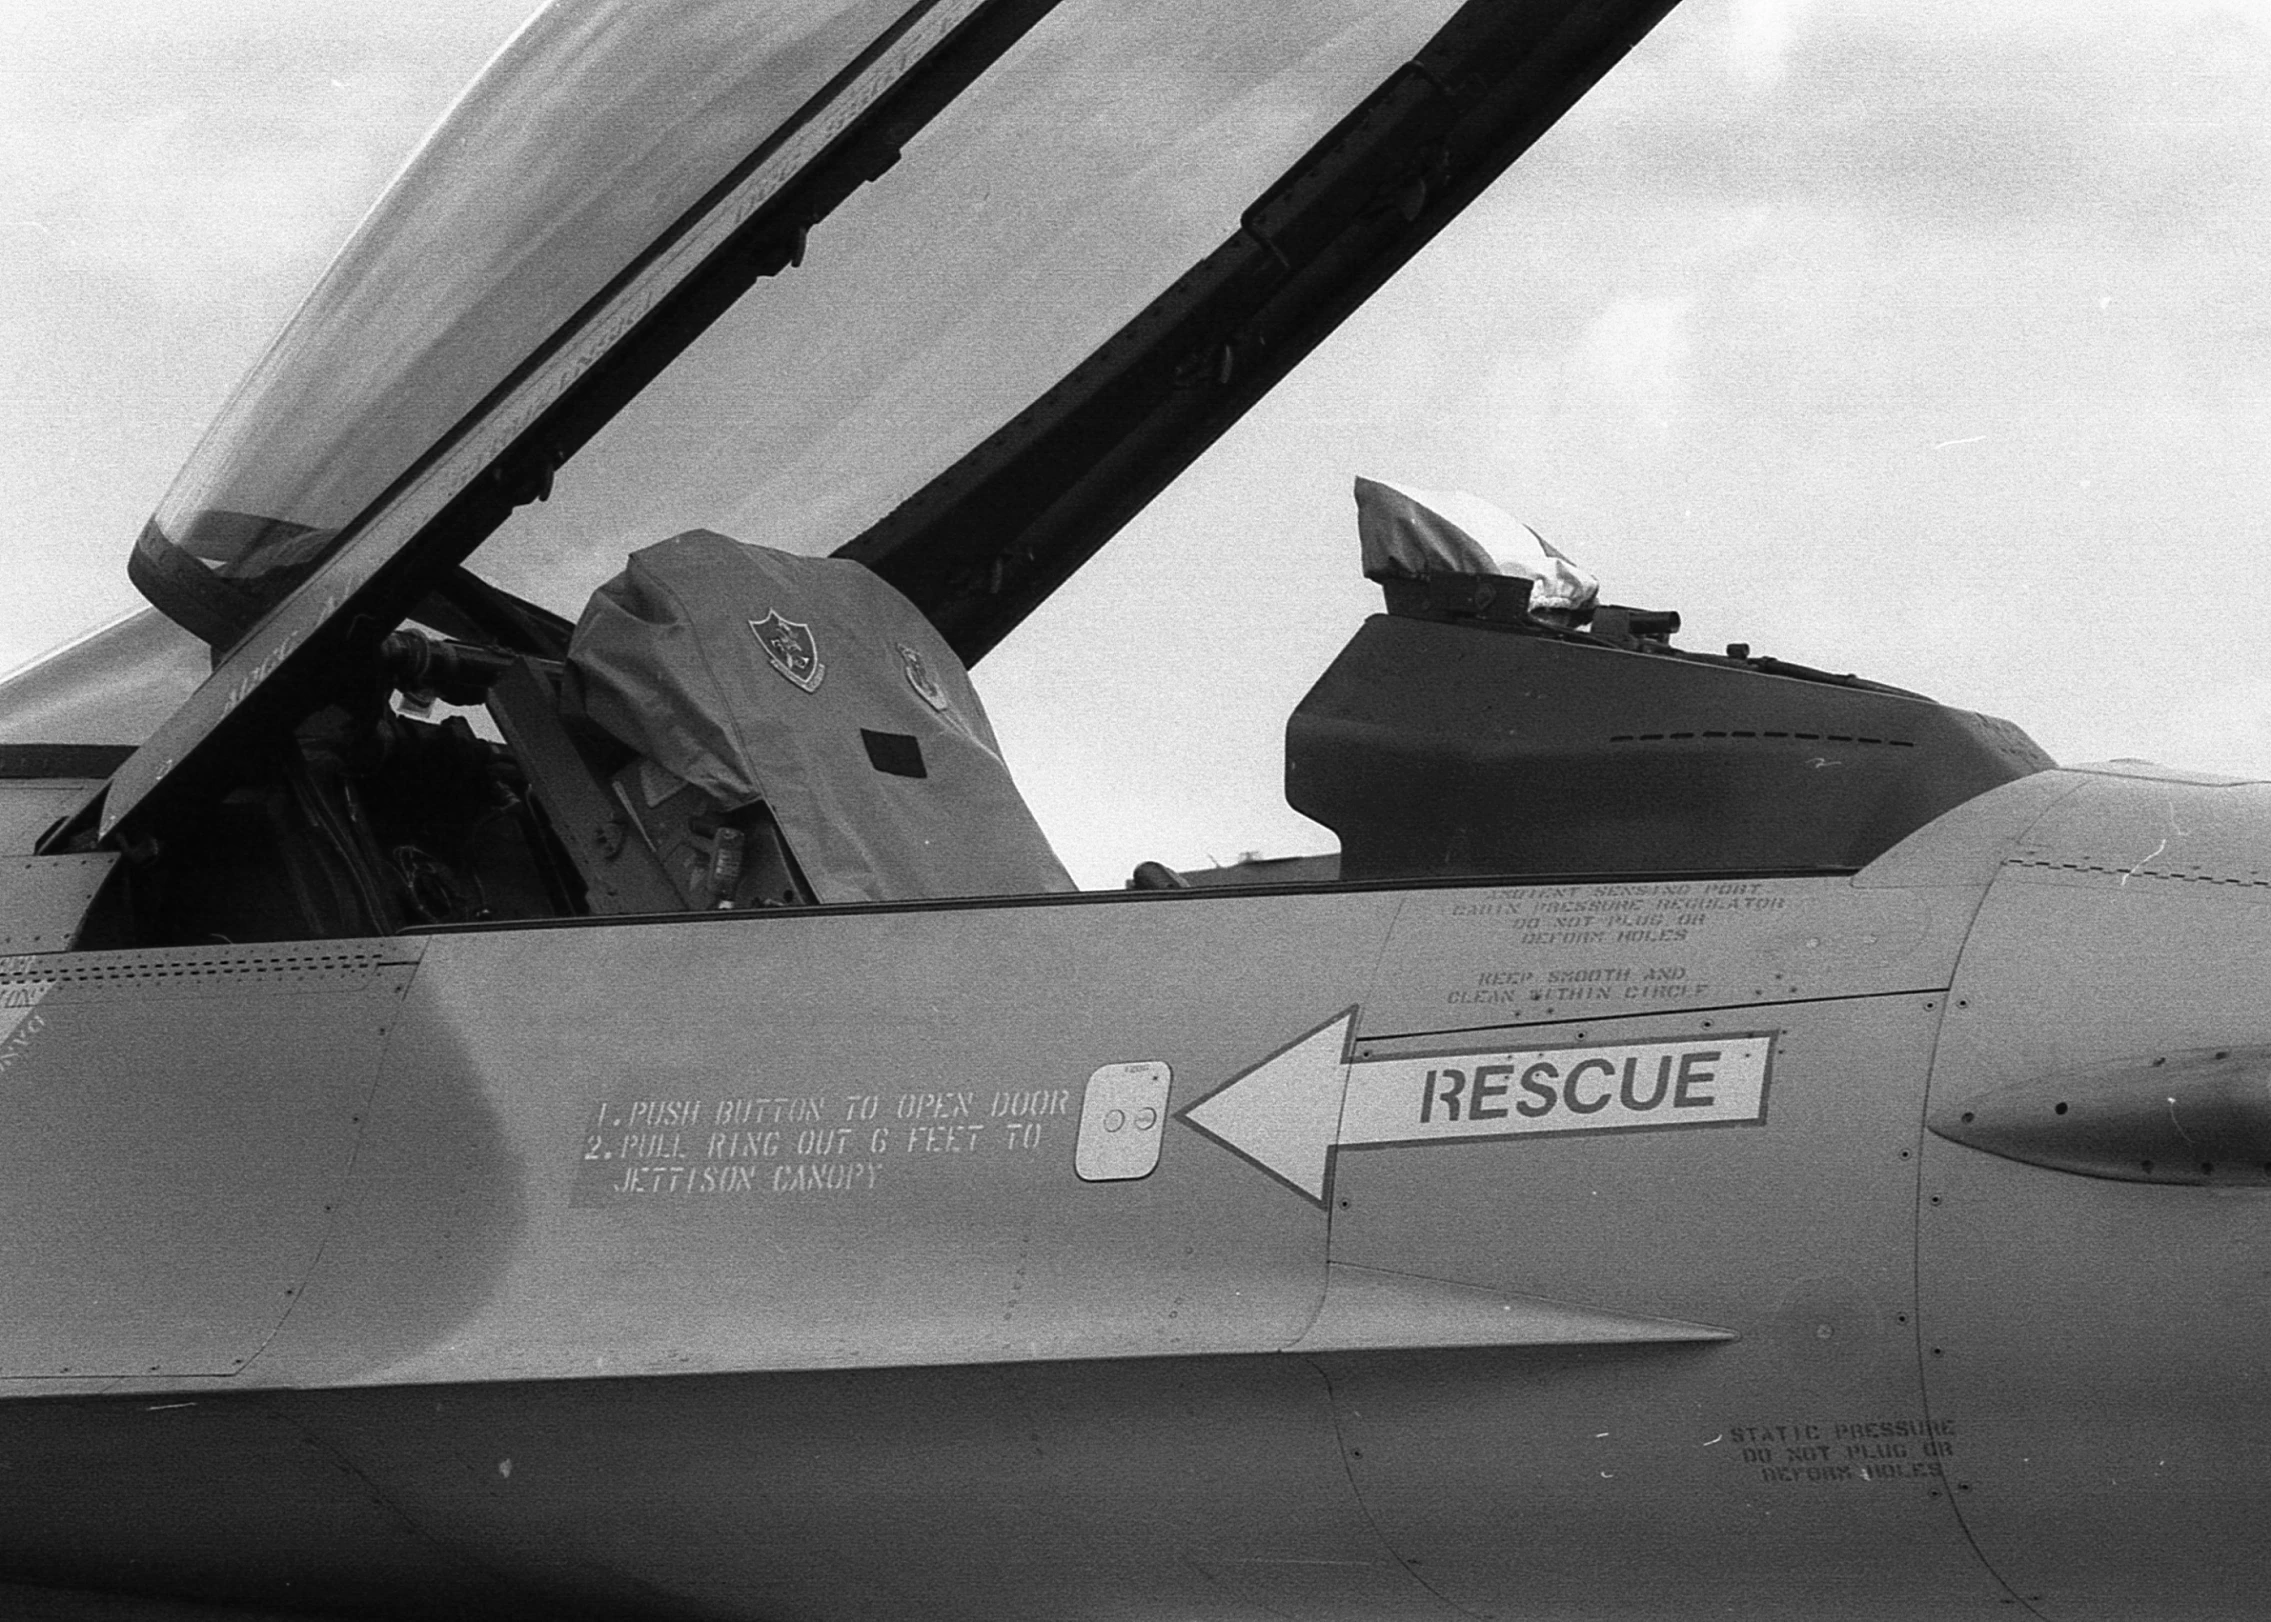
[566,530,1074,903]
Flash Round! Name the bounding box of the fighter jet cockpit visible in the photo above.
[6,0,2053,950]
[19,11,2271,1616]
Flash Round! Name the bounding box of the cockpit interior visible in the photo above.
[20,498,2048,954]
[0,0,2052,953]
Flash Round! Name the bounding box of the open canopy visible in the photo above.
[110,0,1679,838]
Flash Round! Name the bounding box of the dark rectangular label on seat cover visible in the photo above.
[860,729,927,778]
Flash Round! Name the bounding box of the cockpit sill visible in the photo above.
[390,864,1864,936]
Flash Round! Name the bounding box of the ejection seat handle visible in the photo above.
[485,657,682,917]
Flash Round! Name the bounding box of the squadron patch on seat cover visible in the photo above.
[750,610,825,692]
[898,642,949,711]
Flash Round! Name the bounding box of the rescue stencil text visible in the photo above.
[1341,1034,1772,1145]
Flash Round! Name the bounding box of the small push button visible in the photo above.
[1076,1061,1171,1182]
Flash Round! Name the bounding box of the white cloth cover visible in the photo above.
[566,530,1074,904]
[1353,476,1599,614]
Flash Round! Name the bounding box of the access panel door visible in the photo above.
[1922,849,2271,1622]
[0,940,417,1381]
[1311,874,2005,1621]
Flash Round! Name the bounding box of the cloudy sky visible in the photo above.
[4,0,2269,885]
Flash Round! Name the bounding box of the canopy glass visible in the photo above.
[464,0,1467,619]
[142,0,1464,623]
[146,0,918,606]
[107,0,1620,838]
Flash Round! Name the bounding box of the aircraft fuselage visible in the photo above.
[0,764,2263,1620]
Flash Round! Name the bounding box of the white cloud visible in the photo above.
[1725,0,1814,89]
[0,2,535,676]
[1568,296,1694,446]
[18,109,372,311]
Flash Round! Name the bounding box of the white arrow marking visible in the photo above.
[1179,1009,1356,1205]
[1180,1009,1774,1206]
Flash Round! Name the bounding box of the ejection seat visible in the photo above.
[544,529,1073,910]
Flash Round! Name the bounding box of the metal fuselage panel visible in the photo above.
[0,785,103,858]
[0,774,2139,1619]
[1923,770,2271,1621]
[1326,869,1990,1618]
[254,891,1400,1387]
[0,941,416,1380]
[0,1359,1403,1622]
